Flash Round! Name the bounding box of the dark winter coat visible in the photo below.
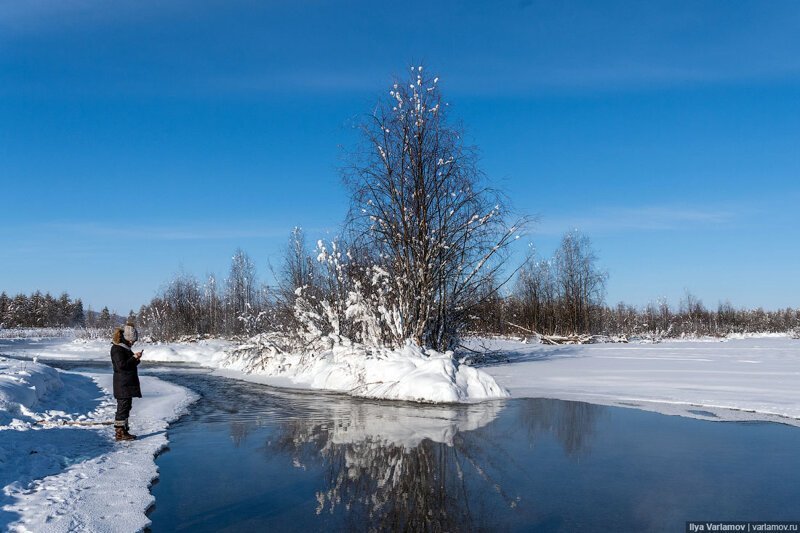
[111,343,142,399]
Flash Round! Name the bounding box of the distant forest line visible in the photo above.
[131,228,800,343]
[4,228,799,343]
[0,291,125,330]
[2,243,798,343]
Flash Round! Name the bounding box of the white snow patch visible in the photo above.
[0,338,112,362]
[137,339,231,366]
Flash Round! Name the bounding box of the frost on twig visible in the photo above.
[341,64,529,351]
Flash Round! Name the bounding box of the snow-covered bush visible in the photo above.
[221,235,511,403]
[223,339,509,404]
[222,332,296,374]
[285,239,405,351]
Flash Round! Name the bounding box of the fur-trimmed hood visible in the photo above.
[112,323,138,345]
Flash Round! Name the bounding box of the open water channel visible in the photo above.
[25,360,800,532]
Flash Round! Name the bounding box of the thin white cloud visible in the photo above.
[4,1,799,97]
[534,204,740,236]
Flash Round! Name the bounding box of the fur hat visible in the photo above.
[123,323,139,344]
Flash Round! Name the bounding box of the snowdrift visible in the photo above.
[138,338,231,366]
[0,357,63,428]
[222,338,509,404]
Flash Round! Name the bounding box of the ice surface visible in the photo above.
[471,336,800,425]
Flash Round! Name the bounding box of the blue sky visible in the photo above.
[1,0,798,314]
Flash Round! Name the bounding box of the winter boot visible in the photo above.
[115,426,135,441]
[123,424,137,440]
[115,420,136,441]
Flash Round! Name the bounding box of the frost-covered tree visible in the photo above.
[57,292,71,325]
[515,255,557,335]
[224,249,263,336]
[344,65,526,350]
[0,291,88,329]
[138,271,209,339]
[281,228,316,298]
[507,232,608,336]
[165,273,203,336]
[272,228,325,340]
[202,273,221,334]
[553,230,608,334]
[30,291,45,327]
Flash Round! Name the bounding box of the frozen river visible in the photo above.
[139,368,800,532]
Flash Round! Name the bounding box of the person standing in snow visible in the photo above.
[110,322,143,441]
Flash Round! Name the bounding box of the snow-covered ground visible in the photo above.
[471,336,800,425]
[0,337,231,366]
[2,334,798,422]
[0,356,197,531]
[0,337,508,404]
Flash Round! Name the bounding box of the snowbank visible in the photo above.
[0,357,197,531]
[472,336,800,425]
[0,358,64,428]
[0,336,506,403]
[135,339,231,366]
[222,340,509,404]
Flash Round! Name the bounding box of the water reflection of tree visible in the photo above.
[518,399,603,456]
[270,423,489,531]
[230,397,603,531]
[229,420,252,447]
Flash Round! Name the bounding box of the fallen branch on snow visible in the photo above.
[35,420,115,427]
